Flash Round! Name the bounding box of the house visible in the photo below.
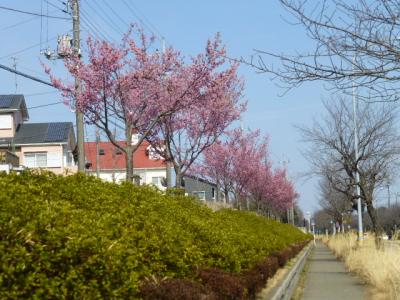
[0,94,77,174]
[84,140,167,189]
[183,175,225,202]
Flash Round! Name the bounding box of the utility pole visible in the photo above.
[111,127,117,183]
[96,129,100,178]
[72,0,85,172]
[387,184,391,208]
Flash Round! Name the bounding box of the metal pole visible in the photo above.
[72,0,85,172]
[306,212,311,233]
[352,62,364,241]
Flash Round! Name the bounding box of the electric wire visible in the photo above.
[85,0,124,35]
[27,101,64,109]
[120,0,167,44]
[0,5,70,20]
[80,18,110,41]
[0,63,54,87]
[127,1,164,38]
[43,0,68,14]
[0,34,64,60]
[100,0,130,28]
[80,8,115,42]
[25,91,59,97]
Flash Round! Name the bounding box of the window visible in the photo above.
[0,114,12,129]
[152,176,162,186]
[99,149,105,155]
[66,151,73,166]
[193,191,206,201]
[24,152,47,168]
[211,188,215,199]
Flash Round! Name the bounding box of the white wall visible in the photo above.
[92,168,167,189]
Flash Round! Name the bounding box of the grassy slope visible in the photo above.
[0,171,309,299]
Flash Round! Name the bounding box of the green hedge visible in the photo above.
[0,171,309,299]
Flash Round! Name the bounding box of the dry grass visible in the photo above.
[325,233,400,299]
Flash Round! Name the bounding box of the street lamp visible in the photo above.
[306,211,311,233]
[352,61,364,241]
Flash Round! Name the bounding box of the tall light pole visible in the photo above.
[352,61,364,241]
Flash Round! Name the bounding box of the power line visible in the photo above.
[43,0,68,14]
[128,1,164,38]
[27,101,64,109]
[80,8,115,41]
[0,5,70,20]
[120,0,167,44]
[1,14,40,31]
[85,0,124,35]
[0,35,60,60]
[120,0,160,38]
[100,0,130,28]
[0,63,54,87]
[25,91,59,97]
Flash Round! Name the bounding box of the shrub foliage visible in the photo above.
[0,171,310,299]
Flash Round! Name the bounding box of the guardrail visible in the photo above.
[262,242,313,300]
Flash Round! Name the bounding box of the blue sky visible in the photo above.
[0,1,338,213]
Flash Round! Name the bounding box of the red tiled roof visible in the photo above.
[84,140,166,170]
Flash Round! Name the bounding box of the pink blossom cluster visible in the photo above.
[197,128,298,212]
[45,25,245,183]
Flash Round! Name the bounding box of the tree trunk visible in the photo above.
[166,161,173,188]
[174,165,183,188]
[224,187,229,204]
[216,179,220,202]
[126,146,134,183]
[365,199,383,248]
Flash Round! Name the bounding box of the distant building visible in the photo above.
[84,140,167,189]
[0,94,77,174]
[183,175,225,202]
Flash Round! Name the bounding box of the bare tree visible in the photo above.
[319,177,352,230]
[313,209,334,234]
[299,98,400,235]
[248,0,400,101]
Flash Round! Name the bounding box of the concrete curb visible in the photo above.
[261,242,314,300]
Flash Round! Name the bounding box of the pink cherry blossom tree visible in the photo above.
[46,27,239,183]
[196,128,267,205]
[45,27,183,182]
[197,128,298,214]
[147,36,246,187]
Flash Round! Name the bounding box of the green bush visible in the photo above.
[0,171,309,299]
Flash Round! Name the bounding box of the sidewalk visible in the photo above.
[301,241,366,300]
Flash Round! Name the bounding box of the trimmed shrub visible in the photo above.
[197,268,247,300]
[140,278,216,300]
[0,171,310,299]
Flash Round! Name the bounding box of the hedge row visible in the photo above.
[0,171,310,299]
[140,240,309,299]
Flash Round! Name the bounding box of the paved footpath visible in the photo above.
[301,241,366,300]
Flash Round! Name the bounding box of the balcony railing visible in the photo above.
[0,150,19,167]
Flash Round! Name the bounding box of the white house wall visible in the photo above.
[92,168,167,190]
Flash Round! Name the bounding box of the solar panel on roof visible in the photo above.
[0,97,13,108]
[45,123,68,142]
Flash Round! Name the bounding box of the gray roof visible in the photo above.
[0,94,29,120]
[13,122,74,145]
[0,137,12,147]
